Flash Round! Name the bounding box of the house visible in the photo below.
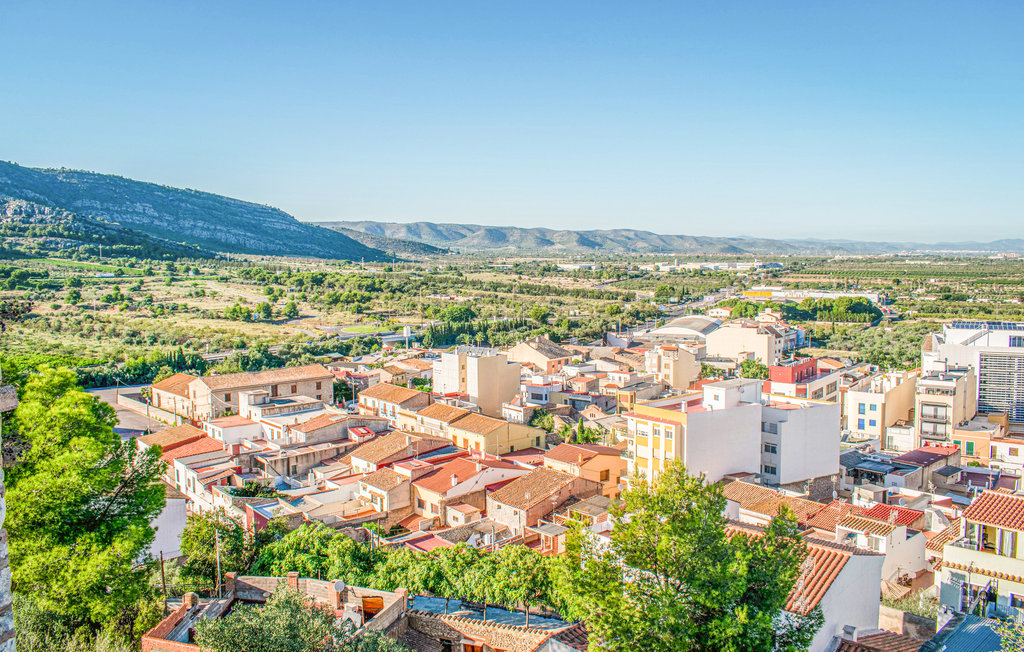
[149,373,198,419]
[358,468,411,514]
[914,368,978,449]
[705,319,784,366]
[835,513,928,583]
[191,364,334,421]
[444,412,547,455]
[485,467,602,535]
[644,344,700,390]
[939,489,1024,619]
[844,370,917,442]
[358,382,432,426]
[410,457,529,526]
[543,443,626,498]
[432,346,521,417]
[347,431,452,474]
[508,335,575,375]
[767,358,842,403]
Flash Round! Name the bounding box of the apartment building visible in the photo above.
[767,358,841,402]
[644,344,700,390]
[923,320,1024,423]
[624,379,764,484]
[914,368,978,448]
[431,346,521,417]
[705,319,783,365]
[844,370,917,441]
[940,490,1024,619]
[760,397,841,494]
[153,364,336,421]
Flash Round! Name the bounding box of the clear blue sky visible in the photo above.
[3,1,1024,241]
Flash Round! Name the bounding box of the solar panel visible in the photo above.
[949,320,1024,331]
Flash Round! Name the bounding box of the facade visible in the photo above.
[923,320,1024,423]
[543,443,627,498]
[644,344,700,390]
[760,397,841,489]
[940,490,1024,620]
[705,319,783,365]
[507,335,575,375]
[170,364,335,421]
[357,382,432,426]
[432,346,521,417]
[914,368,978,448]
[768,358,841,402]
[485,467,602,535]
[843,370,917,440]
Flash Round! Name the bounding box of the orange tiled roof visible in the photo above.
[361,467,407,492]
[359,382,427,405]
[161,436,225,463]
[804,500,864,532]
[835,631,922,652]
[200,364,332,390]
[838,514,898,537]
[151,372,197,397]
[722,480,779,508]
[488,467,577,510]
[416,402,473,423]
[449,412,506,435]
[861,503,924,527]
[291,413,346,433]
[138,424,206,450]
[413,457,516,495]
[928,517,961,553]
[963,490,1024,532]
[544,443,622,466]
[746,494,824,522]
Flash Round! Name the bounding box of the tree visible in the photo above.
[194,587,408,652]
[554,461,821,651]
[180,510,285,587]
[492,545,551,627]
[256,301,273,320]
[437,304,476,323]
[700,362,721,379]
[65,288,82,305]
[999,618,1024,651]
[253,523,380,586]
[528,305,552,324]
[229,481,282,498]
[740,358,769,380]
[6,367,166,627]
[282,301,299,319]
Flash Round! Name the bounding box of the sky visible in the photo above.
[3,1,1024,241]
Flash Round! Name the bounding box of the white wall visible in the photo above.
[809,553,884,652]
[765,401,840,485]
[685,403,762,482]
[881,530,928,582]
[150,495,187,559]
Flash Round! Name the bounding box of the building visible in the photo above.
[444,412,546,455]
[159,365,335,421]
[507,335,575,375]
[914,368,978,449]
[760,397,841,494]
[485,467,602,535]
[543,443,626,498]
[939,490,1024,620]
[409,457,528,526]
[705,319,783,366]
[357,382,432,426]
[644,344,700,390]
[923,320,1024,423]
[639,315,721,345]
[432,346,521,416]
[767,358,842,402]
[624,379,764,484]
[843,370,917,441]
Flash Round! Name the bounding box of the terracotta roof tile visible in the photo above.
[839,514,898,536]
[862,503,923,527]
[361,467,408,491]
[413,458,516,495]
[449,412,506,435]
[416,402,473,423]
[291,413,346,434]
[138,424,206,450]
[805,500,865,532]
[151,373,197,397]
[200,364,332,390]
[835,631,922,652]
[963,490,1024,532]
[928,517,961,552]
[544,443,622,466]
[488,467,578,510]
[161,435,225,463]
[359,382,427,405]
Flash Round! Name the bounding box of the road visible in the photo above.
[88,386,168,440]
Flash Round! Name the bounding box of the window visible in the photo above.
[1011,447,1020,457]
[966,441,975,456]
[858,419,865,430]
[316,381,322,390]
[1011,336,1024,348]
[859,403,866,415]
[869,420,877,427]
[290,385,297,394]
[762,464,777,475]
[225,393,231,402]
[870,404,877,411]
[1012,594,1024,609]
[535,437,541,446]
[764,443,778,454]
[509,445,515,452]
[600,469,610,482]
[1001,529,1017,557]
[272,385,279,397]
[416,498,424,509]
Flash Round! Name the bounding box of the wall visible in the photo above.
[119,393,183,426]
[685,403,762,482]
[468,354,521,417]
[809,553,884,652]
[151,496,187,559]
[878,605,936,640]
[770,402,840,486]
[881,531,928,582]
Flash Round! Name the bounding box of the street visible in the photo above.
[88,385,168,440]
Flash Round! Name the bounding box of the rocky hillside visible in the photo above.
[330,220,1024,255]
[0,198,207,259]
[321,226,447,257]
[0,161,386,260]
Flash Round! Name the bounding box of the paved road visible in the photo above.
[88,386,168,440]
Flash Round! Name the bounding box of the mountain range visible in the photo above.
[326,220,1024,256]
[0,161,386,260]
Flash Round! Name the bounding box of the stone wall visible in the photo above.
[0,383,17,652]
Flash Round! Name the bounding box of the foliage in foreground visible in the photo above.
[551,462,823,651]
[194,587,408,652]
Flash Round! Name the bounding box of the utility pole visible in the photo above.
[215,529,223,599]
[160,552,168,615]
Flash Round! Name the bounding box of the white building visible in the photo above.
[432,346,521,417]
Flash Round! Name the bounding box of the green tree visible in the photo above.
[253,523,380,585]
[554,462,821,651]
[6,367,166,626]
[65,288,82,305]
[180,510,285,587]
[194,587,408,652]
[528,305,552,323]
[282,300,299,319]
[256,301,273,320]
[492,545,551,627]
[438,304,476,323]
[740,358,769,380]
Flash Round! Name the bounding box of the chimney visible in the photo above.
[841,625,859,641]
[451,474,459,487]
[183,592,200,609]
[286,571,300,590]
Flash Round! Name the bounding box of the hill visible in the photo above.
[325,226,447,257]
[0,161,386,260]
[327,220,1024,255]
